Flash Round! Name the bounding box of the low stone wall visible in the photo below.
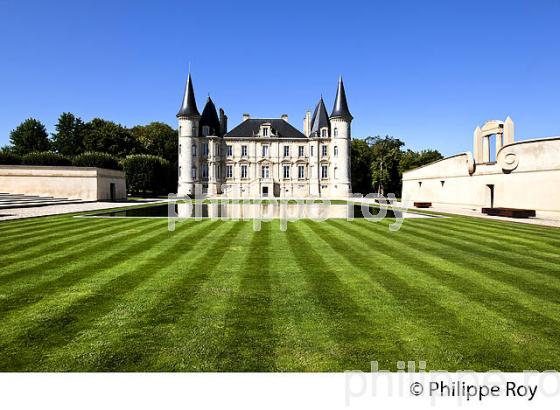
[0,165,127,201]
[402,137,560,219]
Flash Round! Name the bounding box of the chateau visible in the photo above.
[177,74,352,198]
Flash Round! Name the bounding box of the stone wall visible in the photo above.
[0,165,127,201]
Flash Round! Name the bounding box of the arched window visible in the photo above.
[202,126,210,136]
[334,128,338,137]
[321,128,327,138]
[192,144,197,157]
[334,146,338,157]
[191,166,197,179]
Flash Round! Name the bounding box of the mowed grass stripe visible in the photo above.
[39,221,241,371]
[293,221,441,370]
[265,221,347,371]
[399,220,560,308]
[314,219,527,370]
[0,218,154,287]
[148,221,256,371]
[0,219,220,371]
[0,217,96,246]
[334,220,560,369]
[0,219,179,347]
[218,222,275,371]
[0,221,148,272]
[285,222,410,371]
[428,218,560,261]
[0,219,159,317]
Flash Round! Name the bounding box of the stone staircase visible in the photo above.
[0,193,90,210]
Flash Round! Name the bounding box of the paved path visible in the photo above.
[0,200,163,222]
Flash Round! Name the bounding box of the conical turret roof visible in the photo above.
[330,76,352,120]
[310,97,330,136]
[177,73,200,118]
[200,96,221,136]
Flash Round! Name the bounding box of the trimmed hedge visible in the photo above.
[21,151,72,166]
[123,154,171,195]
[0,151,22,165]
[72,151,121,170]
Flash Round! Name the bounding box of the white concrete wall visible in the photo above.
[402,137,560,218]
[0,166,126,201]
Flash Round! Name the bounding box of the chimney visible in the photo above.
[281,114,289,122]
[303,110,311,136]
[219,108,228,135]
[242,113,250,121]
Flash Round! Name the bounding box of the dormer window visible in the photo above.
[202,125,210,136]
[260,123,272,137]
[321,128,328,138]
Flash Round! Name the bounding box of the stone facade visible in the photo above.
[402,117,560,219]
[177,74,352,198]
[0,165,127,201]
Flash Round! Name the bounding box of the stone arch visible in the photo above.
[473,117,514,163]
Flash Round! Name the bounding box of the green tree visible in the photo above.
[9,118,50,155]
[51,112,86,156]
[82,118,141,158]
[367,136,404,195]
[399,149,443,174]
[131,122,177,163]
[351,138,374,194]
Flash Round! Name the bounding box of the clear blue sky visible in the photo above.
[1,0,559,156]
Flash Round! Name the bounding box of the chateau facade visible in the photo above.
[177,74,352,198]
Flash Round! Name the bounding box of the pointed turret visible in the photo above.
[200,96,221,136]
[177,73,200,118]
[310,97,330,136]
[330,76,353,121]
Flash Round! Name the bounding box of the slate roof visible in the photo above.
[310,97,330,136]
[199,96,221,136]
[177,73,200,118]
[225,118,307,139]
[330,77,353,120]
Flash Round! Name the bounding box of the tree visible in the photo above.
[51,112,86,156]
[9,118,50,155]
[131,122,177,163]
[367,136,405,195]
[351,138,374,194]
[399,149,443,174]
[123,154,171,195]
[82,118,141,158]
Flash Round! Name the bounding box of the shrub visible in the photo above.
[21,151,72,166]
[72,151,121,170]
[0,150,22,165]
[123,154,171,195]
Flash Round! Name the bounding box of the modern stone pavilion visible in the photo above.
[402,117,560,219]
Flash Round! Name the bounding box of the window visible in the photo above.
[226,165,233,179]
[284,146,290,157]
[321,165,328,179]
[334,128,338,137]
[322,145,327,157]
[191,166,197,179]
[192,126,198,136]
[262,145,269,157]
[217,166,221,178]
[202,164,208,178]
[334,146,338,157]
[227,145,233,157]
[321,129,327,138]
[241,165,248,179]
[202,125,210,136]
[310,146,314,157]
[261,165,270,178]
[241,145,248,157]
[283,165,290,179]
[263,127,269,137]
[202,143,208,156]
[334,167,337,179]
[298,146,304,157]
[298,165,305,179]
[192,144,197,157]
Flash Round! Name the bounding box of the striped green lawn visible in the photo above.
[0,211,559,371]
